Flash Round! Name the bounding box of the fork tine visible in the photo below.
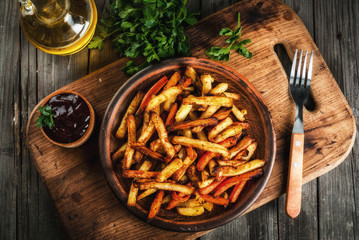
[300,50,308,87]
[295,50,303,86]
[290,49,298,86]
[306,51,314,89]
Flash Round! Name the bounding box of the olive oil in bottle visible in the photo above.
[19,0,97,55]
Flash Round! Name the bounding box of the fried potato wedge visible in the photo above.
[116,91,144,139]
[212,124,243,143]
[177,206,205,216]
[123,170,159,179]
[215,160,265,177]
[137,189,157,201]
[172,136,230,158]
[210,83,228,95]
[130,143,166,162]
[182,96,233,108]
[167,117,218,132]
[138,182,195,195]
[232,105,247,121]
[112,142,128,161]
[146,86,182,112]
[123,115,137,170]
[229,136,255,159]
[200,74,214,95]
[223,92,240,100]
[156,158,183,182]
[148,190,165,220]
[208,117,233,142]
[151,113,175,159]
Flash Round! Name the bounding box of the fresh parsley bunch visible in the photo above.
[206,13,252,61]
[89,0,198,75]
[36,105,54,129]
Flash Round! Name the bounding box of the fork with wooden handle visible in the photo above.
[286,49,313,218]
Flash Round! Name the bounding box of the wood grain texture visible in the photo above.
[0,0,20,239]
[24,0,356,239]
[314,0,358,239]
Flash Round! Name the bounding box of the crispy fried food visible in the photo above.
[136,77,168,115]
[197,177,215,188]
[223,92,240,100]
[167,117,218,132]
[217,160,245,168]
[210,83,228,95]
[123,115,137,170]
[127,160,153,206]
[177,206,205,216]
[208,117,233,141]
[112,142,128,161]
[138,182,195,195]
[200,194,229,205]
[148,190,165,220]
[137,189,157,201]
[229,136,255,159]
[182,96,233,108]
[156,158,183,182]
[116,91,144,139]
[164,72,181,90]
[229,180,247,203]
[172,147,197,181]
[192,105,220,132]
[165,103,178,126]
[130,143,166,162]
[114,70,264,218]
[197,134,241,171]
[199,177,228,195]
[151,112,176,159]
[172,136,230,158]
[201,74,214,95]
[146,86,182,112]
[215,160,265,177]
[238,142,258,161]
[214,168,263,197]
[212,108,232,120]
[212,125,243,143]
[123,170,159,178]
[232,105,247,121]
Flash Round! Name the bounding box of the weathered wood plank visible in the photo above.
[314,0,356,239]
[0,1,20,239]
[34,35,90,240]
[18,31,41,240]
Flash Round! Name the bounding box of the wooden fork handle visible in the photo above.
[285,133,304,218]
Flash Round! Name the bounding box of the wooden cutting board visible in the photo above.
[26,0,356,239]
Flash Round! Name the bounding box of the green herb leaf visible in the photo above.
[206,12,252,61]
[88,36,105,49]
[36,105,54,129]
[89,0,198,75]
[219,28,233,36]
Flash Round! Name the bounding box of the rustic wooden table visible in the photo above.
[1,0,358,239]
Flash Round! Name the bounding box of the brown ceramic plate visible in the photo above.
[99,57,276,232]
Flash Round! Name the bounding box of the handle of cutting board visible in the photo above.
[285,133,304,218]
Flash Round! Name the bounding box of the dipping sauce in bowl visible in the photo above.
[41,90,95,148]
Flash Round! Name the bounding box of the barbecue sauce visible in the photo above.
[43,93,90,143]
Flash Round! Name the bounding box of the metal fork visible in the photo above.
[285,49,313,218]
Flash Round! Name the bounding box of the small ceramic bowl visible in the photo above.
[40,90,95,148]
[99,57,276,232]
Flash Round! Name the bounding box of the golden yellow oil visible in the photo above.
[20,0,97,55]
